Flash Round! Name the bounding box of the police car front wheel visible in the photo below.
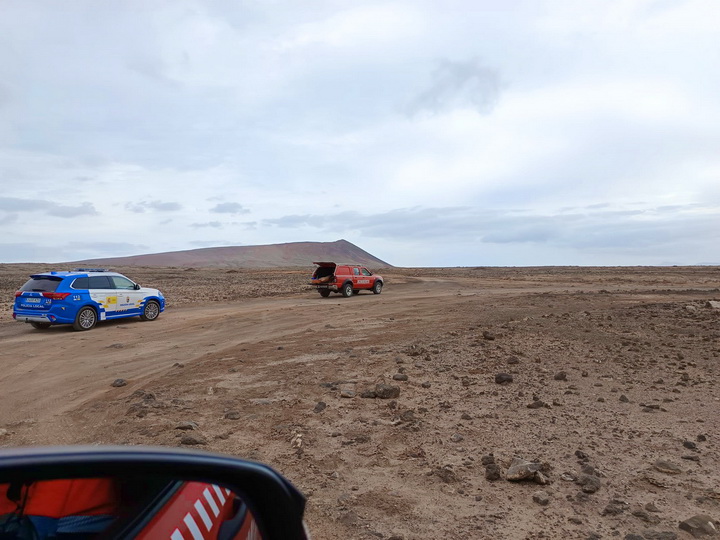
[140,300,160,321]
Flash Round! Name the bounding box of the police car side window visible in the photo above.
[88,276,114,289]
[112,276,135,290]
[72,277,89,290]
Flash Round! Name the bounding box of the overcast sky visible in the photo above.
[1,0,718,266]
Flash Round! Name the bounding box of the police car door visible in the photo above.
[88,275,117,320]
[111,275,142,315]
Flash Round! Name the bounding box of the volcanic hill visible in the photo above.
[70,239,391,268]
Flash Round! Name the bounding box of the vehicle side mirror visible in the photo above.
[133,284,140,290]
[0,446,307,540]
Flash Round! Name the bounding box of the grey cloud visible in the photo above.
[188,240,235,247]
[191,221,223,229]
[47,202,98,218]
[210,202,250,215]
[64,241,148,253]
[0,241,147,264]
[263,204,720,256]
[0,197,97,218]
[0,213,18,226]
[407,58,502,116]
[126,200,182,213]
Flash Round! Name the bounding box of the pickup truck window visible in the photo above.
[361,268,371,276]
[353,268,360,275]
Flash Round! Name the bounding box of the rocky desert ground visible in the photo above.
[0,265,719,539]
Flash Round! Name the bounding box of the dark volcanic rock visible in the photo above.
[111,378,127,387]
[495,373,513,384]
[375,384,401,399]
[678,515,718,537]
[576,474,601,494]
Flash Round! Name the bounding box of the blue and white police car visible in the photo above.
[13,269,165,331]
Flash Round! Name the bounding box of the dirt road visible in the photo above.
[1,266,719,539]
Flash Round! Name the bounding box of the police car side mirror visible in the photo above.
[133,284,141,290]
[0,446,308,540]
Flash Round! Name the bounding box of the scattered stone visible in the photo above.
[485,464,502,482]
[507,356,520,365]
[111,379,127,387]
[360,390,377,398]
[682,455,700,462]
[707,300,720,309]
[505,458,548,484]
[602,498,629,516]
[433,467,459,483]
[678,515,718,537]
[481,454,496,466]
[645,502,661,513]
[461,413,472,420]
[532,490,550,506]
[632,509,661,525]
[620,394,630,403]
[172,362,184,368]
[392,373,409,381]
[313,402,327,413]
[576,474,601,494]
[683,440,698,451]
[653,460,682,475]
[554,371,568,381]
[421,382,431,388]
[642,532,677,540]
[527,400,546,409]
[482,331,495,340]
[582,371,589,377]
[224,411,241,420]
[175,421,198,430]
[625,535,644,540]
[495,373,513,384]
[698,434,707,442]
[180,434,207,445]
[0,429,8,437]
[340,389,355,398]
[107,343,124,349]
[375,384,400,399]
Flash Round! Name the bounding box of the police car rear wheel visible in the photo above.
[73,307,97,331]
[140,300,160,321]
[30,322,51,330]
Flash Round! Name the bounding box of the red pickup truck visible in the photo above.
[310,262,384,298]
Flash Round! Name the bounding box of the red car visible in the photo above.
[310,262,384,298]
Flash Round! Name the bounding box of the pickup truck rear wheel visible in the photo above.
[341,282,354,297]
[372,281,383,294]
[318,289,331,297]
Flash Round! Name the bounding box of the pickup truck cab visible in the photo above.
[310,262,383,298]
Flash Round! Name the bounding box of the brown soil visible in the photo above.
[1,265,719,539]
